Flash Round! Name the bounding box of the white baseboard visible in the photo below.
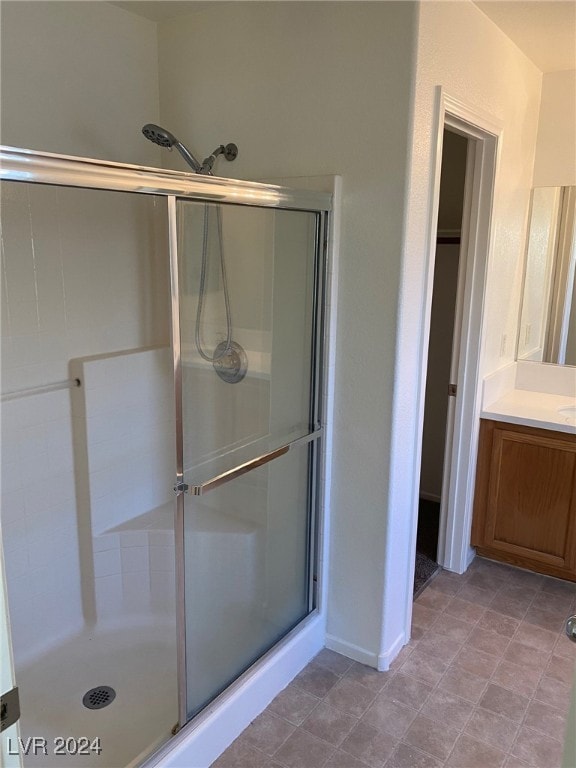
[151,615,325,768]
[325,630,407,672]
[377,631,406,671]
[324,633,379,669]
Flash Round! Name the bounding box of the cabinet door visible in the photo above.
[483,424,576,573]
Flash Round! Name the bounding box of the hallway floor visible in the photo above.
[212,557,576,768]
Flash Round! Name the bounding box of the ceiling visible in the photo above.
[474,0,576,72]
[112,1,576,74]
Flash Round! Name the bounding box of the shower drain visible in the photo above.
[82,686,116,710]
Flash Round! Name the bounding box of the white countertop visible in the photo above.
[481,389,576,435]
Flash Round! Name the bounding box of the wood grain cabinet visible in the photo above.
[472,419,576,581]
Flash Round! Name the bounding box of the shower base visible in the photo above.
[15,618,177,768]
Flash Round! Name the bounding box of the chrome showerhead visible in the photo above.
[141,123,238,175]
[142,123,203,172]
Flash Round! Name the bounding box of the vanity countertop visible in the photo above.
[481,389,576,435]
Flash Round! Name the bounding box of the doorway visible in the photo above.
[414,129,469,596]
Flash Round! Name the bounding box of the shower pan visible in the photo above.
[0,146,331,767]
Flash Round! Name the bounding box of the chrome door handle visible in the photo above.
[190,429,322,495]
[566,615,576,642]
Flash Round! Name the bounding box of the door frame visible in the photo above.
[436,94,501,575]
[412,89,502,605]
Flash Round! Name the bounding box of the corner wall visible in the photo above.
[533,70,576,188]
[390,0,542,650]
[0,2,167,664]
[157,1,418,664]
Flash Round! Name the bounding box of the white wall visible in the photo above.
[157,1,418,665]
[0,2,167,665]
[391,0,542,651]
[0,1,161,166]
[533,70,576,188]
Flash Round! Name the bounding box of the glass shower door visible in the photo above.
[173,200,323,720]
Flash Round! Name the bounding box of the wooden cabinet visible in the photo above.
[472,419,576,581]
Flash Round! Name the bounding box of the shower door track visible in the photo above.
[1,144,332,753]
[0,145,331,212]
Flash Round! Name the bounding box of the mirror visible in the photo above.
[517,186,576,366]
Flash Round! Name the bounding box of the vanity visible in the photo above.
[472,184,576,581]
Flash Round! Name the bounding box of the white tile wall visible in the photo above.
[72,348,176,619]
[0,181,170,665]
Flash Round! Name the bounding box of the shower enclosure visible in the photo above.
[0,147,331,766]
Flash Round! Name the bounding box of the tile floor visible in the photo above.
[212,557,576,768]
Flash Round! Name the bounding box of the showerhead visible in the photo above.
[142,123,177,148]
[141,123,238,175]
[142,123,203,173]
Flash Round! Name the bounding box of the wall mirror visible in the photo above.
[517,185,576,366]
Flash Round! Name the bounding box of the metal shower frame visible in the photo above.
[0,145,332,750]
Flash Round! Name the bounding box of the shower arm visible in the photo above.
[172,141,203,174]
[199,144,238,175]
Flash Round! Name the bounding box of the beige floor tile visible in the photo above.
[427,571,463,596]
[313,648,355,677]
[479,683,529,723]
[497,584,538,605]
[478,608,520,638]
[362,696,418,739]
[454,645,500,679]
[212,735,271,767]
[522,605,566,633]
[397,649,449,685]
[545,652,575,683]
[457,583,496,607]
[300,701,358,747]
[533,673,573,709]
[294,662,341,698]
[553,632,576,660]
[504,569,546,590]
[340,720,397,768]
[323,677,378,718]
[403,714,460,760]
[420,688,474,730]
[504,755,533,768]
[343,661,392,695]
[415,631,463,663]
[430,612,472,643]
[325,748,372,768]
[268,683,320,726]
[437,664,488,703]
[383,673,433,711]
[412,602,441,629]
[243,711,296,756]
[503,641,550,670]
[488,594,529,620]
[539,576,576,598]
[446,733,507,768]
[464,707,519,751]
[274,728,336,768]
[444,596,484,623]
[467,571,509,592]
[510,725,564,768]
[416,589,453,612]
[468,627,511,658]
[385,743,443,768]
[523,699,568,743]
[491,659,542,698]
[513,622,558,653]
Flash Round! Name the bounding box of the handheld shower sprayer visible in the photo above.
[141,123,238,175]
[141,123,246,383]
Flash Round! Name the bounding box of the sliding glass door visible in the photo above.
[172,200,324,720]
